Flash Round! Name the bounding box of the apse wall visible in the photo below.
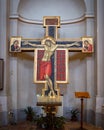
[16,0,86,108]
[9,0,95,124]
[18,0,85,21]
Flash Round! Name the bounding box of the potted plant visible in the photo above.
[36,106,65,129]
[70,108,79,121]
[36,115,65,129]
[54,116,65,129]
[36,115,47,129]
[24,106,36,121]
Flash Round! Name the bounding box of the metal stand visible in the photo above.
[74,92,90,130]
[78,98,87,130]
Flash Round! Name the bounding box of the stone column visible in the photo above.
[86,19,95,123]
[84,0,95,124]
[9,0,20,123]
[96,0,104,128]
[0,0,10,125]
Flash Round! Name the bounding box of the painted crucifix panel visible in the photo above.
[9,16,94,104]
[34,48,68,83]
[34,36,69,97]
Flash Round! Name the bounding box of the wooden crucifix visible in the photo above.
[9,16,94,101]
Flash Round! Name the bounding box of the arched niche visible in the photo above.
[18,0,85,22]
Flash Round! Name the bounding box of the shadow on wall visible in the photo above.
[69,52,93,62]
[85,109,95,125]
[63,106,80,121]
[10,52,34,61]
[95,112,104,129]
[0,111,8,126]
[17,107,41,122]
[85,109,104,129]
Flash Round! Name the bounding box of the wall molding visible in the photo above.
[9,13,94,25]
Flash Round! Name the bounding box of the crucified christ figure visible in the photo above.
[39,36,80,97]
[23,36,80,97]
[40,36,57,96]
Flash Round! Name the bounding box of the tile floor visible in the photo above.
[0,121,103,130]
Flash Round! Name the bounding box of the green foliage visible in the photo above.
[70,108,80,121]
[36,115,65,129]
[36,116,47,128]
[66,108,80,121]
[23,106,36,121]
[54,116,65,128]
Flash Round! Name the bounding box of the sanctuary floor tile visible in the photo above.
[0,121,103,130]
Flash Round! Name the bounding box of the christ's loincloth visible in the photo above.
[40,61,52,80]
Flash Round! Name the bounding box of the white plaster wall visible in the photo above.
[18,22,44,38]
[18,0,85,21]
[63,52,87,109]
[9,0,95,115]
[60,22,86,38]
[0,0,10,125]
[9,0,88,112]
[0,0,99,126]
[17,52,37,108]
